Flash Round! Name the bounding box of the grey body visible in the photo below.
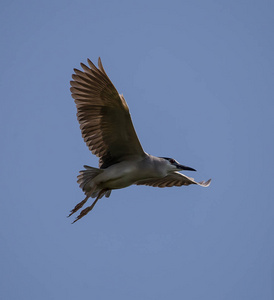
[68,58,211,223]
[94,155,171,189]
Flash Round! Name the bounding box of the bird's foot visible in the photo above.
[67,195,89,217]
[72,195,100,223]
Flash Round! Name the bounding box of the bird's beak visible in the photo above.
[176,163,196,171]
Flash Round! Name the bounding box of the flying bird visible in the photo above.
[68,58,211,223]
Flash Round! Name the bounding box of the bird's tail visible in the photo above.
[68,166,112,221]
[77,165,103,196]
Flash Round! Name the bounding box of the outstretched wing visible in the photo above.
[135,172,211,187]
[70,58,145,168]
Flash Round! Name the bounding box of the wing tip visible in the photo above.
[198,178,212,187]
[97,57,107,74]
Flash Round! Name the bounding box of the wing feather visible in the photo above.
[135,172,211,188]
[71,58,145,168]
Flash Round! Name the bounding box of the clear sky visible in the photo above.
[1,0,274,299]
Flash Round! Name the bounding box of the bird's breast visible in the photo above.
[93,159,164,190]
[93,162,139,189]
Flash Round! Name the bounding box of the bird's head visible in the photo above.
[160,157,196,173]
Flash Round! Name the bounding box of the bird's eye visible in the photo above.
[169,159,175,164]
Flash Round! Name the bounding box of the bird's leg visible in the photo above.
[67,195,89,217]
[72,190,106,224]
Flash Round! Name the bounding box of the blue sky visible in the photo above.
[1,0,274,299]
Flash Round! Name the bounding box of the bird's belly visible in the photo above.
[93,161,159,190]
[100,177,134,189]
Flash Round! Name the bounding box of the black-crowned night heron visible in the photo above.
[68,58,211,223]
